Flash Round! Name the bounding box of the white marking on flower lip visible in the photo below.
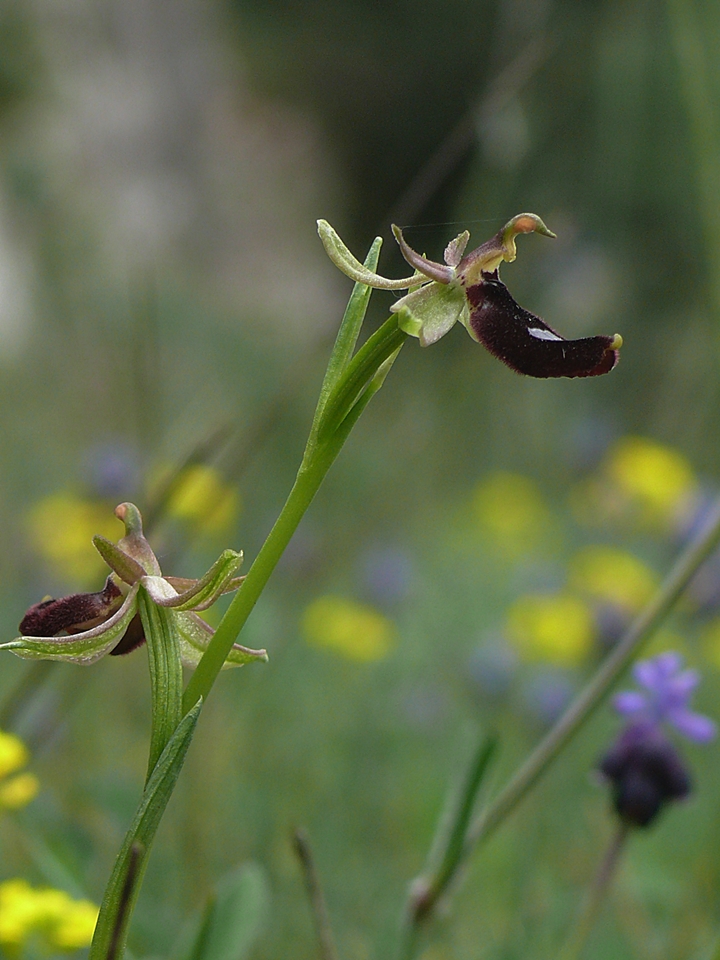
[528,327,563,341]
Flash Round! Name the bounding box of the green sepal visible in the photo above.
[317,220,424,290]
[93,535,147,585]
[174,612,268,669]
[392,281,468,346]
[1,586,140,664]
[142,550,244,611]
[165,576,245,598]
[89,699,203,960]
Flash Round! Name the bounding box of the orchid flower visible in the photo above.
[2,502,267,670]
[318,214,622,378]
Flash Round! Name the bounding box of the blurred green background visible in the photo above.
[1,0,720,957]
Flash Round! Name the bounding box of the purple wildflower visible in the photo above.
[600,651,716,828]
[613,651,716,743]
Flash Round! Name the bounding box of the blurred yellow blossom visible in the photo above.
[0,879,98,950]
[506,593,594,666]
[165,464,240,534]
[569,546,657,613]
[302,596,395,662]
[27,493,121,585]
[471,471,554,558]
[608,437,696,519]
[572,437,697,530]
[0,731,38,811]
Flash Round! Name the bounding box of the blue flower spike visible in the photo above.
[600,652,715,827]
[318,216,623,377]
[613,651,717,743]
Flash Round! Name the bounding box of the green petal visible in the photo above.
[142,550,244,611]
[93,535,147,585]
[444,230,470,267]
[317,220,424,290]
[392,281,468,346]
[173,612,268,669]
[1,586,140,664]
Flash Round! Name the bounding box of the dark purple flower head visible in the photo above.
[613,651,716,743]
[600,721,691,827]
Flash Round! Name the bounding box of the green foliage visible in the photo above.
[174,863,270,960]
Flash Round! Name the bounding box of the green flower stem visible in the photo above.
[138,589,183,780]
[90,702,202,960]
[557,824,629,960]
[184,316,408,713]
[463,495,720,858]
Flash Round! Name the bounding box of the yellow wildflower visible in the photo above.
[0,731,38,810]
[46,897,99,950]
[0,879,98,951]
[569,546,657,613]
[27,493,121,585]
[573,437,697,531]
[302,596,395,662]
[608,437,696,521]
[165,464,240,534]
[471,471,553,558]
[506,593,594,666]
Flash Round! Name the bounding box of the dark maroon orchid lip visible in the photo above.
[465,273,621,379]
[19,577,123,638]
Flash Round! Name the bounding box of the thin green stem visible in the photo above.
[293,828,339,960]
[184,318,408,712]
[463,494,720,856]
[183,432,342,712]
[557,824,629,960]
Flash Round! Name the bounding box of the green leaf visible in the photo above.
[316,314,408,443]
[426,733,498,898]
[90,700,203,960]
[176,863,270,960]
[1,586,140,665]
